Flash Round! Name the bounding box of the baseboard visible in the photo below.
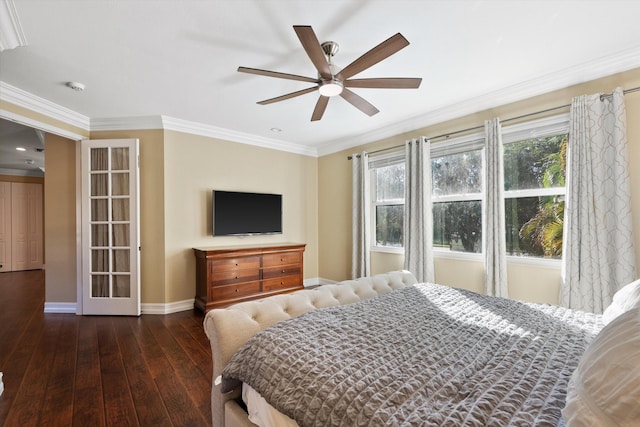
[43,300,196,315]
[304,277,337,287]
[141,299,195,315]
[44,302,77,313]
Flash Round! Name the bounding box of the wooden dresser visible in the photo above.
[193,243,305,312]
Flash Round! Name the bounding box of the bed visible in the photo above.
[203,270,640,427]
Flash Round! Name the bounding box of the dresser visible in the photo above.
[193,243,305,312]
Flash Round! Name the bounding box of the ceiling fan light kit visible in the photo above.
[318,78,343,97]
[238,25,421,121]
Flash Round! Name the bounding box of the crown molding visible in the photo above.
[0,81,90,131]
[0,0,27,52]
[90,114,319,156]
[161,116,318,157]
[90,115,164,131]
[316,44,640,156]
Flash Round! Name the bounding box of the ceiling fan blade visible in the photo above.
[257,86,318,105]
[345,77,422,89]
[337,33,410,80]
[311,96,329,121]
[340,88,379,116]
[238,66,318,83]
[293,25,332,80]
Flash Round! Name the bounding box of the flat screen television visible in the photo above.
[212,190,282,236]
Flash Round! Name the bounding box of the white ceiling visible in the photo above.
[1,0,640,162]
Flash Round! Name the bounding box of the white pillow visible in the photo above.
[563,306,640,426]
[602,278,640,325]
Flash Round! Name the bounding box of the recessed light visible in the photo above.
[16,147,26,151]
[270,127,282,133]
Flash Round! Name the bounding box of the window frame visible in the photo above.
[501,114,569,266]
[369,150,406,254]
[431,133,485,259]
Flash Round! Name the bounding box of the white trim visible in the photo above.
[90,116,163,131]
[0,167,43,177]
[504,187,565,199]
[506,255,562,268]
[42,300,198,314]
[0,0,27,52]
[0,81,90,130]
[141,299,195,315]
[434,249,483,261]
[44,302,77,313]
[0,109,86,141]
[90,115,319,157]
[371,245,404,255]
[306,277,337,287]
[502,113,570,144]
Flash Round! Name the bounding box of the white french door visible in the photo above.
[81,139,140,315]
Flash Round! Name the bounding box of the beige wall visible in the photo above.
[44,133,77,302]
[162,130,319,302]
[318,67,640,305]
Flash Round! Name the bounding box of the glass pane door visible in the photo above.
[82,139,139,315]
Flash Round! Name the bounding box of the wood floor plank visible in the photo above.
[38,314,78,427]
[3,314,62,427]
[161,313,212,379]
[146,315,212,422]
[72,316,106,427]
[0,271,214,427]
[130,316,211,426]
[0,303,45,425]
[96,317,140,427]
[113,316,172,427]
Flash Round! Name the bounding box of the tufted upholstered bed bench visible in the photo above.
[202,270,418,427]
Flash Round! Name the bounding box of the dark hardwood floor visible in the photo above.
[0,270,213,426]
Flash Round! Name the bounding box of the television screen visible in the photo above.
[212,190,282,236]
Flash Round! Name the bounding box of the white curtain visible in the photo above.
[403,137,434,283]
[352,152,370,279]
[561,87,636,313]
[483,118,508,297]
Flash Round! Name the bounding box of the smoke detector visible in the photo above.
[66,81,85,91]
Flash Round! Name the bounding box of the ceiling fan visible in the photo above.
[238,25,422,121]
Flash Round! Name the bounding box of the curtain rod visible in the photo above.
[347,85,640,160]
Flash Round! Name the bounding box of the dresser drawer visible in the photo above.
[262,265,301,279]
[263,252,302,267]
[262,275,301,292]
[210,269,260,284]
[210,256,260,272]
[212,281,261,300]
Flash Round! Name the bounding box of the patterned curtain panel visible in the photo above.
[352,152,370,279]
[403,137,434,283]
[561,87,637,313]
[483,118,509,297]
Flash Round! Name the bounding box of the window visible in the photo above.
[432,137,484,254]
[502,116,569,259]
[367,114,568,261]
[370,153,405,249]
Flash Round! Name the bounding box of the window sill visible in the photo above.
[370,246,404,254]
[372,246,562,268]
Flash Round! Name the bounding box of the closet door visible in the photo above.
[81,139,140,315]
[10,182,43,271]
[0,182,10,272]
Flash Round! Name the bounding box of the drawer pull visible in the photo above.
[282,269,286,273]
[235,289,239,293]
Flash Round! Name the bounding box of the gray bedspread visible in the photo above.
[222,283,602,426]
